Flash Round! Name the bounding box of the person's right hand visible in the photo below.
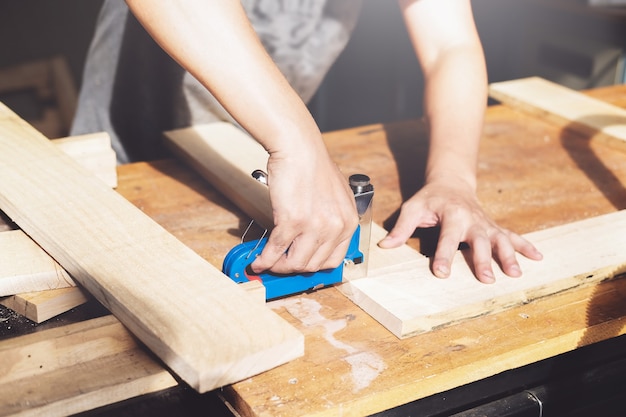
[250,142,358,274]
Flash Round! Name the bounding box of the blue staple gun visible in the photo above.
[223,172,374,300]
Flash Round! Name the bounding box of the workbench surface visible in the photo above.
[4,84,626,416]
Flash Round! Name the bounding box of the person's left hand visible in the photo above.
[378,176,543,283]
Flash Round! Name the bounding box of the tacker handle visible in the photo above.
[223,226,362,300]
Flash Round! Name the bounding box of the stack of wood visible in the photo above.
[0,132,117,323]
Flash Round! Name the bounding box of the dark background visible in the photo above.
[2,0,626,134]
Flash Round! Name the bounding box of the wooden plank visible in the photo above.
[164,122,626,338]
[52,132,118,188]
[0,287,89,323]
[226,278,626,417]
[166,122,274,229]
[0,315,177,417]
[0,132,116,321]
[0,229,74,296]
[488,76,626,149]
[0,103,303,392]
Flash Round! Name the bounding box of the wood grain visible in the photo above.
[489,76,626,150]
[52,132,118,188]
[0,230,74,296]
[0,315,177,417]
[1,287,89,323]
[0,131,116,322]
[0,102,303,392]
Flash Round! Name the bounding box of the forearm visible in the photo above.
[124,0,323,155]
[422,46,487,191]
[399,0,487,190]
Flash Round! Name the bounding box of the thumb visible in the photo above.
[378,214,418,248]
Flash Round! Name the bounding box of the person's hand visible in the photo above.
[378,176,543,283]
[250,143,359,274]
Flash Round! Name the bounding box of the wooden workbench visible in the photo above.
[4,84,626,415]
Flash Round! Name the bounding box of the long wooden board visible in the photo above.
[488,76,626,149]
[51,132,118,188]
[0,103,303,392]
[0,315,177,417]
[164,122,626,338]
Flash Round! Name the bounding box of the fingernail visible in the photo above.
[510,265,522,276]
[435,265,449,278]
[481,270,495,283]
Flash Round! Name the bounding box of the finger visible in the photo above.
[250,227,297,273]
[267,235,317,274]
[492,232,522,278]
[431,226,464,279]
[467,232,496,284]
[510,233,543,261]
[268,234,346,274]
[378,204,427,249]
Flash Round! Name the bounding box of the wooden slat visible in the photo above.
[0,229,74,296]
[164,122,626,338]
[0,132,116,322]
[0,287,89,323]
[0,315,177,417]
[166,122,274,229]
[0,103,303,392]
[488,76,626,149]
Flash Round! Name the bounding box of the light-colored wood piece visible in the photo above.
[488,76,626,149]
[164,122,626,338]
[165,123,274,229]
[0,315,177,417]
[0,229,74,296]
[1,287,89,323]
[342,210,626,337]
[0,131,116,320]
[0,103,303,392]
[52,132,118,188]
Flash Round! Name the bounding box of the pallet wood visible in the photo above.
[488,76,626,149]
[0,315,177,417]
[0,287,89,323]
[164,122,626,338]
[0,103,303,392]
[0,229,74,296]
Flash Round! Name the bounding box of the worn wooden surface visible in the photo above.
[0,315,177,417]
[2,84,626,415]
[164,121,626,339]
[216,85,626,416]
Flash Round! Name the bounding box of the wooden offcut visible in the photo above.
[0,315,177,417]
[1,287,89,323]
[0,229,74,296]
[0,103,303,392]
[165,122,626,338]
[488,76,626,149]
